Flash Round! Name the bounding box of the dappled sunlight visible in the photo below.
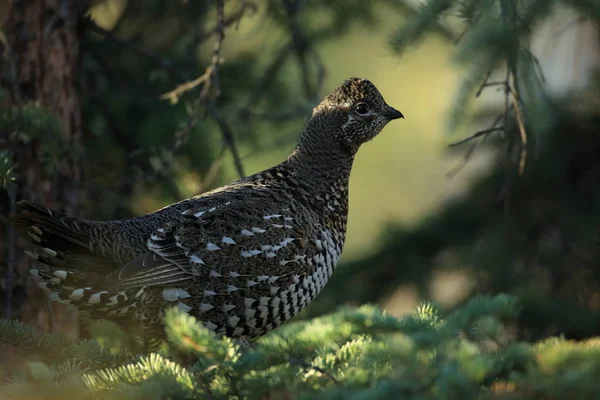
[88,0,126,30]
[428,268,476,308]
[382,284,420,318]
[382,267,476,318]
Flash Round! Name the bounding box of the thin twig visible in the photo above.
[508,2,529,178]
[288,358,338,383]
[172,99,201,152]
[476,81,508,98]
[160,68,214,104]
[499,0,522,213]
[490,112,507,129]
[454,27,468,44]
[195,0,256,39]
[190,0,257,49]
[501,63,513,214]
[524,47,546,84]
[206,0,245,179]
[503,65,511,135]
[448,127,504,147]
[198,149,226,192]
[208,103,245,179]
[446,140,479,179]
[509,79,528,175]
[161,0,226,103]
[208,0,226,98]
[159,0,245,183]
[474,69,494,97]
[446,113,505,178]
[454,11,483,45]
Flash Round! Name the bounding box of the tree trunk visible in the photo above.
[0,0,89,338]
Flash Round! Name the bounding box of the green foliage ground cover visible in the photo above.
[1,294,599,399]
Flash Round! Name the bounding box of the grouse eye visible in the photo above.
[355,103,370,115]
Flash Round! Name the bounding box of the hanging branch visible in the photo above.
[160,0,227,105]
[447,65,512,178]
[500,63,513,214]
[209,0,245,179]
[88,0,328,194]
[510,75,528,175]
[502,0,528,176]
[157,0,245,180]
[449,0,539,181]
[448,126,504,148]
[160,68,216,104]
[88,0,259,185]
[208,102,245,178]
[447,112,506,178]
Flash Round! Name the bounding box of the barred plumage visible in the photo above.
[11,77,403,341]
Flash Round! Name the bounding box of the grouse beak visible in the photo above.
[383,105,404,120]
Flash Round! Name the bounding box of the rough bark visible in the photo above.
[0,0,89,338]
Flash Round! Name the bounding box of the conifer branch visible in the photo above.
[524,48,546,84]
[197,1,257,41]
[446,141,478,178]
[160,68,215,104]
[161,0,226,104]
[510,77,528,175]
[446,112,505,178]
[159,0,245,180]
[448,127,504,147]
[208,103,245,179]
[501,62,513,214]
[211,0,244,179]
[476,80,508,98]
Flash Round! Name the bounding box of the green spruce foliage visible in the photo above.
[3,295,600,399]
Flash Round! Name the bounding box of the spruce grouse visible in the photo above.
[11,77,403,341]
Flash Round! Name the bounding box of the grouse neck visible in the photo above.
[285,139,355,190]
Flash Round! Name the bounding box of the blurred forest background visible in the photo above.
[2,0,600,347]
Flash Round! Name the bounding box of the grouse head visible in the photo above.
[309,77,403,153]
